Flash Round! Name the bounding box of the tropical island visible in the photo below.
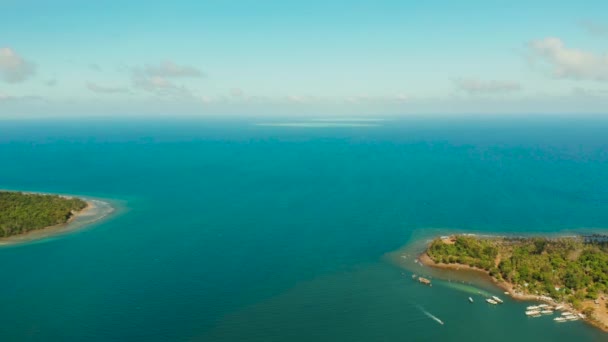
[421,234,608,332]
[0,191,89,238]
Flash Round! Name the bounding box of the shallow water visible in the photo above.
[0,116,607,341]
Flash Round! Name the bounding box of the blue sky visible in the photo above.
[1,0,608,117]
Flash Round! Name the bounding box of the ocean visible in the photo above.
[0,115,607,341]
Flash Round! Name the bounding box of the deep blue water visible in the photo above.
[0,116,607,341]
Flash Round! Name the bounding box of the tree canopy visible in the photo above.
[427,235,608,306]
[0,191,87,237]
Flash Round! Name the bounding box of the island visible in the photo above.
[421,234,608,332]
[0,191,89,238]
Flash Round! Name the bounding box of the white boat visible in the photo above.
[554,305,564,310]
[561,312,574,316]
[541,310,553,314]
[492,296,503,303]
[486,299,498,305]
[468,297,474,303]
[526,310,541,316]
[566,316,579,321]
[554,317,566,322]
[527,305,539,310]
[538,304,549,308]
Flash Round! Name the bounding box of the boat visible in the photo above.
[418,277,432,286]
[525,310,541,316]
[554,305,564,310]
[541,310,553,314]
[492,296,503,303]
[486,299,498,305]
[561,312,574,316]
[566,316,579,321]
[554,317,566,322]
[526,305,539,310]
[538,304,549,308]
[468,297,474,303]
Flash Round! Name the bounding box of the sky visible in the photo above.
[1,0,608,117]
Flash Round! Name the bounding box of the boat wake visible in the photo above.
[417,305,444,325]
[437,281,491,297]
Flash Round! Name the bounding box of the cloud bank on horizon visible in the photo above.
[1,0,608,117]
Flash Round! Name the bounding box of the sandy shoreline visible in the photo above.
[419,251,608,333]
[0,193,115,246]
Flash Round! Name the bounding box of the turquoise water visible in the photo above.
[0,116,607,341]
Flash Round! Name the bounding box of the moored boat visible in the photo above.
[418,277,432,286]
[491,296,503,303]
[486,299,498,305]
[526,310,541,316]
[554,317,566,322]
[468,297,474,303]
[526,305,539,310]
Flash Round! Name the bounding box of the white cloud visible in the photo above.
[281,94,411,105]
[86,81,129,94]
[287,95,307,103]
[454,78,521,94]
[394,93,409,102]
[131,60,202,95]
[199,95,213,104]
[0,47,36,83]
[230,88,244,97]
[0,91,43,103]
[580,21,608,37]
[132,76,191,96]
[571,87,608,97]
[528,37,608,81]
[89,64,102,71]
[142,61,204,78]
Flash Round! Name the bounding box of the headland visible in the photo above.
[0,190,114,245]
[419,234,608,332]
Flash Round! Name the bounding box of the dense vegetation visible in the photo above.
[427,235,608,308]
[0,191,87,237]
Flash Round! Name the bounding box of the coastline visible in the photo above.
[418,250,608,333]
[0,192,115,246]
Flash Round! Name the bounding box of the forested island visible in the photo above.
[0,191,88,238]
[422,234,608,331]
